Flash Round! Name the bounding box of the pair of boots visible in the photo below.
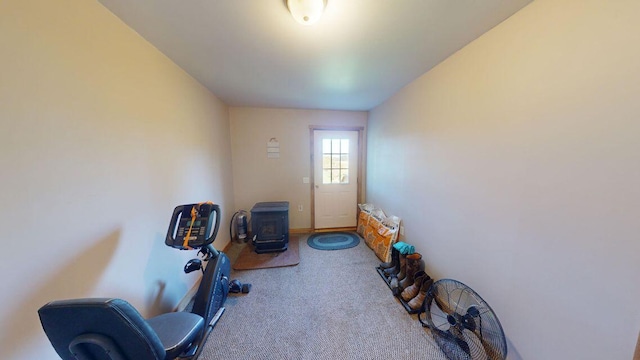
[380,248,432,311]
[400,270,433,311]
[380,248,423,297]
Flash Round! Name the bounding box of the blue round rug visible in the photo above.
[307,232,360,251]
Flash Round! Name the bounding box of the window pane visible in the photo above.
[340,154,348,169]
[341,139,349,154]
[331,139,341,153]
[341,171,349,184]
[323,169,331,184]
[331,155,341,168]
[322,139,331,154]
[331,170,341,183]
[322,154,332,169]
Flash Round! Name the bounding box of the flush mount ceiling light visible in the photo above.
[287,0,327,25]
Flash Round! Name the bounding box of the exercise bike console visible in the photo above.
[166,202,221,249]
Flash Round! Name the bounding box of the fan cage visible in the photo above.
[418,279,507,360]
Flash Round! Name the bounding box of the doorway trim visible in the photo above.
[309,125,365,231]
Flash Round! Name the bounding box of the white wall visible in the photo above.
[366,0,640,359]
[0,0,234,358]
[229,107,367,230]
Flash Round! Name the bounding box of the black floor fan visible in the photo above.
[418,279,507,360]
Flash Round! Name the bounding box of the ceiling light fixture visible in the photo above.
[287,0,327,26]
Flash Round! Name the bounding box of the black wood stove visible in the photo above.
[251,201,289,254]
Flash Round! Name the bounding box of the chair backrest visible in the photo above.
[38,298,166,360]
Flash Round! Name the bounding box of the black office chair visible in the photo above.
[38,298,204,360]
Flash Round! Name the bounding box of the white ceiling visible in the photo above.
[97,0,533,111]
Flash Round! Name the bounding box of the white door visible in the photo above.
[313,130,358,229]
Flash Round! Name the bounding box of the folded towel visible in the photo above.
[393,241,415,255]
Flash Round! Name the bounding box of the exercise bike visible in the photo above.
[165,202,249,358]
[38,202,248,360]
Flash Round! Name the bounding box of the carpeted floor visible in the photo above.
[200,234,446,360]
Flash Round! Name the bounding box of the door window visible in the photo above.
[322,138,349,184]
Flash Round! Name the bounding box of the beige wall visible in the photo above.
[229,107,367,230]
[0,0,234,358]
[367,1,640,359]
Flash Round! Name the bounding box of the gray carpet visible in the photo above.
[200,235,446,359]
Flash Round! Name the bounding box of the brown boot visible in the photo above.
[407,276,434,311]
[398,253,422,290]
[401,270,428,301]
